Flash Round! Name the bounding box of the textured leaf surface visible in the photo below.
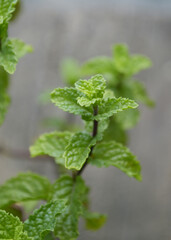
[52,176,88,240]
[95,97,138,121]
[0,210,32,240]
[0,0,18,24]
[84,211,107,231]
[11,38,33,59]
[64,132,94,170]
[24,200,66,240]
[30,131,72,166]
[0,39,17,73]
[51,88,93,120]
[0,172,52,208]
[75,74,106,99]
[90,141,141,180]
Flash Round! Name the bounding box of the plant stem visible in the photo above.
[75,105,98,177]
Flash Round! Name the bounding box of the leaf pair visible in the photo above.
[51,74,138,121]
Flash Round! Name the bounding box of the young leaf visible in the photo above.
[24,200,66,240]
[84,211,107,231]
[64,132,94,170]
[51,88,93,120]
[75,74,106,99]
[0,210,32,240]
[51,176,88,240]
[30,131,72,166]
[95,97,138,121]
[0,0,18,24]
[0,172,52,208]
[11,38,33,59]
[90,141,141,180]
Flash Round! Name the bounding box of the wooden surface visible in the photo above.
[0,2,171,239]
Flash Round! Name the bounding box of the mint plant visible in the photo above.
[61,44,154,143]
[0,0,32,126]
[0,74,142,239]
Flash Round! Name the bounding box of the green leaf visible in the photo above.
[11,38,33,59]
[64,132,94,170]
[0,210,32,240]
[75,74,106,99]
[90,141,141,180]
[24,200,66,240]
[50,175,73,201]
[115,108,140,129]
[0,172,52,208]
[0,0,18,24]
[84,211,107,231]
[0,39,17,74]
[81,57,114,75]
[30,131,72,166]
[113,44,151,76]
[51,176,88,240]
[0,91,10,126]
[95,97,138,121]
[51,88,93,120]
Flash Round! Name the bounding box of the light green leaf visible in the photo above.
[90,141,141,180]
[51,88,93,120]
[0,39,17,73]
[84,211,107,231]
[24,200,66,240]
[115,108,140,129]
[113,44,151,76]
[95,97,138,121]
[51,176,88,240]
[77,96,102,107]
[81,57,113,75]
[11,38,33,59]
[75,74,106,99]
[0,210,32,240]
[0,172,52,208]
[0,0,18,24]
[64,132,94,170]
[30,131,72,166]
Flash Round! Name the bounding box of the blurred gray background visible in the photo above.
[0,0,171,239]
